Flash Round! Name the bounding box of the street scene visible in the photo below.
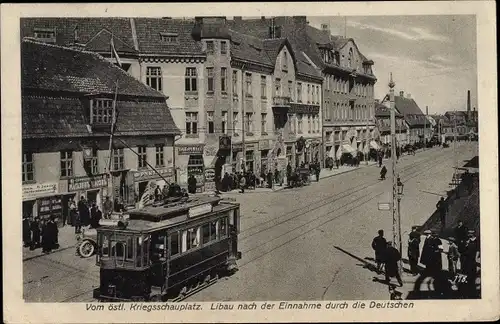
[20,15,481,303]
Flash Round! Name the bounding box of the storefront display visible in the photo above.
[38,195,62,220]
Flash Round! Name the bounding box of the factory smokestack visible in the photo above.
[467,90,471,118]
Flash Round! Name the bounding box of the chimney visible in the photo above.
[467,89,471,116]
[261,16,266,21]
[399,91,404,97]
[407,93,411,99]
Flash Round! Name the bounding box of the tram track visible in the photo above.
[237,152,453,261]
[238,148,455,243]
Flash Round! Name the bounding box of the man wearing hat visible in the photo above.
[420,230,443,275]
[463,230,479,295]
[447,237,459,276]
[384,241,403,287]
[371,229,388,273]
[103,195,113,220]
[407,226,421,275]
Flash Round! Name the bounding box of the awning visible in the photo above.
[370,141,380,150]
[328,146,335,158]
[342,144,357,154]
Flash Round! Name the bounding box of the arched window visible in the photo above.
[348,48,353,68]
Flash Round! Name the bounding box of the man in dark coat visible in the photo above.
[408,226,421,275]
[47,216,59,249]
[421,230,443,275]
[30,217,41,250]
[385,241,403,287]
[23,215,32,247]
[188,174,197,194]
[436,197,448,230]
[462,230,479,295]
[314,161,321,182]
[372,229,387,273]
[267,170,273,189]
[454,221,468,271]
[78,196,90,226]
[378,152,383,168]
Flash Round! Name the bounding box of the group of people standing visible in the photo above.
[69,196,107,234]
[372,223,480,294]
[22,215,59,253]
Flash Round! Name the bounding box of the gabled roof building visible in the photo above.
[22,39,179,220]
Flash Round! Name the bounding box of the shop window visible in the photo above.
[221,67,227,93]
[22,152,34,182]
[221,41,227,55]
[60,150,73,177]
[187,155,204,187]
[184,67,198,92]
[170,231,180,256]
[112,148,124,171]
[207,112,215,134]
[155,145,164,167]
[138,146,147,169]
[206,67,214,93]
[146,67,162,92]
[260,75,267,99]
[185,112,198,135]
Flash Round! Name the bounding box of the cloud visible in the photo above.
[368,52,448,70]
[348,21,451,43]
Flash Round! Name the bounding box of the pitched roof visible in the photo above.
[392,95,429,127]
[375,103,403,117]
[22,96,180,139]
[133,18,203,55]
[20,18,138,54]
[229,29,272,66]
[22,39,164,98]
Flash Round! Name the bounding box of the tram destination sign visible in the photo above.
[188,203,213,218]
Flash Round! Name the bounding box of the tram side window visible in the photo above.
[126,237,134,261]
[202,221,218,245]
[219,217,228,239]
[111,242,125,258]
[170,231,180,257]
[184,227,200,252]
[101,234,110,256]
[151,234,167,261]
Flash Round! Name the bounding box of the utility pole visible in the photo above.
[388,73,402,271]
[365,100,370,165]
[423,106,427,150]
[241,64,246,173]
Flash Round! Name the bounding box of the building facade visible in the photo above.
[375,103,409,146]
[22,40,179,221]
[389,91,432,144]
[226,16,377,166]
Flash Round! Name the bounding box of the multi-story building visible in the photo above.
[227,16,377,165]
[22,40,179,221]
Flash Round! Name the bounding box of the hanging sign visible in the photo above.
[178,145,204,155]
[68,174,108,192]
[133,167,174,182]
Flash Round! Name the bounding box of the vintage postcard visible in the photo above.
[2,1,498,323]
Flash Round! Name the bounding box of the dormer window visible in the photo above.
[34,28,56,43]
[159,32,179,43]
[91,98,113,125]
[206,41,214,55]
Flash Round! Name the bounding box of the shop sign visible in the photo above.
[258,140,270,151]
[23,182,59,200]
[133,167,174,182]
[204,168,215,182]
[289,103,320,115]
[68,174,108,192]
[178,145,204,155]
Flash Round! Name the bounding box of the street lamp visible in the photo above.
[396,175,404,272]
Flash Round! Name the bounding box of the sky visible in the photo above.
[307,15,477,115]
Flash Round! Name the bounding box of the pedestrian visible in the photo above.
[239,173,246,193]
[102,196,113,220]
[47,216,59,249]
[421,230,443,275]
[68,197,76,225]
[154,185,161,201]
[23,215,32,248]
[74,210,82,234]
[315,161,320,182]
[436,197,448,230]
[380,165,387,180]
[454,221,468,271]
[267,170,273,189]
[78,196,90,226]
[41,219,51,253]
[371,229,387,273]
[30,217,41,250]
[378,153,383,168]
[188,174,197,194]
[462,230,479,295]
[384,241,403,287]
[447,237,459,276]
[408,226,421,275]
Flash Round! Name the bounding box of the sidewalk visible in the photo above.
[319,161,378,180]
[23,224,79,261]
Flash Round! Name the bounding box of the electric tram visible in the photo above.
[92,194,241,302]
